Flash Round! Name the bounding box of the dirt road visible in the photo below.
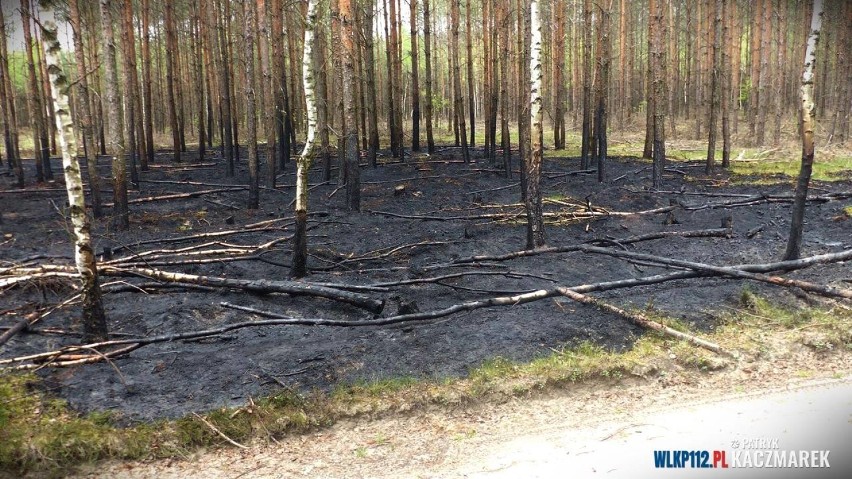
[75,370,851,479]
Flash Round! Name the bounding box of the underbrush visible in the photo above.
[1,291,849,477]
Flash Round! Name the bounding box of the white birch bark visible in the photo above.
[291,0,320,277]
[42,20,108,341]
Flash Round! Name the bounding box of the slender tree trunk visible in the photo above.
[292,0,320,278]
[423,0,435,153]
[100,0,129,230]
[581,0,593,167]
[316,22,331,182]
[211,0,235,176]
[123,0,147,174]
[526,0,545,249]
[120,0,139,188]
[272,0,290,170]
[465,0,475,147]
[192,1,207,163]
[42,18,109,343]
[721,0,731,168]
[0,6,23,187]
[164,0,181,162]
[20,0,51,181]
[499,0,511,177]
[141,0,155,169]
[363,0,380,165]
[451,0,470,162]
[755,0,771,145]
[410,0,421,151]
[784,0,823,261]
[595,0,612,183]
[258,0,276,188]
[341,0,360,211]
[383,0,399,157]
[651,0,667,188]
[68,0,103,216]
[643,0,655,159]
[553,0,565,149]
[705,0,722,174]
[244,0,260,209]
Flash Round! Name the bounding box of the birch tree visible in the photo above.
[42,20,108,342]
[525,0,545,249]
[784,0,824,260]
[292,0,320,278]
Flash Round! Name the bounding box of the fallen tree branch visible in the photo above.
[100,266,385,313]
[579,246,852,300]
[422,228,731,271]
[103,187,246,207]
[4,250,849,369]
[559,289,728,355]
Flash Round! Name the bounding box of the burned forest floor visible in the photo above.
[1,145,851,432]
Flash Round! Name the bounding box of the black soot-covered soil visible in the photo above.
[1,148,850,422]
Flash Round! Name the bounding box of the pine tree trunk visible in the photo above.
[316,22,331,182]
[553,0,565,150]
[42,18,109,343]
[100,0,129,230]
[581,0,593,167]
[651,0,667,188]
[243,0,260,209]
[341,0,360,211]
[164,0,182,162]
[258,0,276,188]
[20,0,52,181]
[383,0,398,157]
[784,0,823,261]
[526,0,545,249]
[0,6,24,187]
[141,0,155,168]
[595,1,612,184]
[721,0,731,168]
[292,0,320,279]
[705,0,722,174]
[423,0,435,154]
[120,0,139,188]
[192,1,206,163]
[211,0,235,176]
[499,0,511,177]
[410,0,421,152]
[465,0,475,147]
[451,0,470,162]
[68,0,103,216]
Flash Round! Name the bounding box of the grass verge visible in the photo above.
[1,292,849,477]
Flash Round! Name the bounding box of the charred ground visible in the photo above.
[1,147,850,422]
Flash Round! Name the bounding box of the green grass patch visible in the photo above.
[730,154,852,183]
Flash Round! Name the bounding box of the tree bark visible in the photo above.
[164,0,181,162]
[120,0,139,188]
[68,0,103,216]
[525,0,545,249]
[363,0,381,164]
[243,0,260,209]
[581,0,593,167]
[100,0,129,230]
[651,0,667,189]
[410,0,421,152]
[19,0,52,181]
[423,0,435,154]
[451,0,470,162]
[42,19,109,343]
[784,0,824,261]
[0,6,24,187]
[341,0,360,211]
[141,0,155,169]
[292,0,320,278]
[705,0,722,174]
[595,0,612,183]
